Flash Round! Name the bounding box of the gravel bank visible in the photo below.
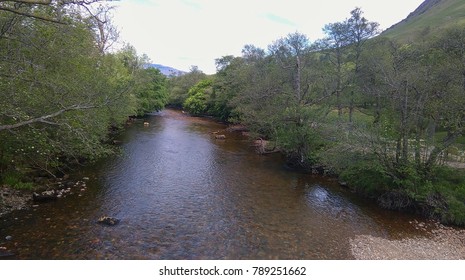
[0,186,31,217]
[350,221,465,259]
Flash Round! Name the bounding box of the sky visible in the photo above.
[112,0,425,74]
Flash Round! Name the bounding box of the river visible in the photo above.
[0,109,431,259]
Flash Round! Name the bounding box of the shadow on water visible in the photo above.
[0,109,432,259]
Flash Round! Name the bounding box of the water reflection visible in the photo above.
[0,110,428,259]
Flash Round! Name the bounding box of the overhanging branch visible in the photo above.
[0,104,97,132]
[0,6,64,24]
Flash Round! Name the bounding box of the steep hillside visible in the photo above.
[382,0,465,41]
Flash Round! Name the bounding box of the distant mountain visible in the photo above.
[382,0,465,41]
[147,64,186,77]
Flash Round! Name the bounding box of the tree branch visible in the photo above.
[0,104,97,132]
[0,0,52,5]
[0,0,112,24]
[0,6,65,24]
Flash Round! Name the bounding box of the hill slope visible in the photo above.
[382,0,465,41]
[147,64,186,77]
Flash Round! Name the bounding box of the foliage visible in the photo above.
[183,79,213,115]
[0,2,168,183]
[133,67,169,116]
[1,171,34,190]
[428,167,465,225]
[167,66,207,108]
[339,156,391,197]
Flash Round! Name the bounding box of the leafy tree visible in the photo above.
[318,21,351,118]
[210,55,244,120]
[167,66,207,107]
[346,7,379,122]
[183,79,213,115]
[268,32,312,103]
[0,1,136,179]
[133,68,168,115]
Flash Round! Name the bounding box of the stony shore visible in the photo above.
[0,186,30,217]
[0,177,89,218]
[350,221,465,259]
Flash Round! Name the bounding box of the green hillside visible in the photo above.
[382,0,465,41]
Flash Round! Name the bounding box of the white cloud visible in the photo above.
[112,0,424,74]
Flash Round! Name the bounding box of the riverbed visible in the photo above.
[0,109,451,259]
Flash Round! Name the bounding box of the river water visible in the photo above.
[0,109,431,259]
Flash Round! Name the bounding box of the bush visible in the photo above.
[430,167,465,225]
[339,160,391,197]
[441,198,465,226]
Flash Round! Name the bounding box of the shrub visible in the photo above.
[339,160,391,197]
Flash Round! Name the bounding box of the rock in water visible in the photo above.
[97,216,120,226]
[32,191,57,203]
[0,247,14,259]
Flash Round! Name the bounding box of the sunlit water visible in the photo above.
[0,110,429,259]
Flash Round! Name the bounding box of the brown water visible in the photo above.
[0,109,430,259]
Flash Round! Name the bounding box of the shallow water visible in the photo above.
[0,109,430,259]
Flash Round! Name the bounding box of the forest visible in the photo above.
[1,1,465,225]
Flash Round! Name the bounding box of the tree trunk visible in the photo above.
[295,55,302,103]
[349,91,354,123]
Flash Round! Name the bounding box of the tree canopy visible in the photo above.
[0,1,168,180]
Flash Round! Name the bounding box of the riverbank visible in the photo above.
[350,220,465,259]
[0,186,30,217]
[0,177,89,218]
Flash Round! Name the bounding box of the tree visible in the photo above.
[83,3,119,53]
[346,7,379,122]
[316,8,380,124]
[268,32,312,103]
[0,0,134,178]
[318,21,351,118]
[0,0,117,133]
[211,55,245,120]
[167,66,207,108]
[133,68,168,116]
[0,0,106,25]
[183,79,213,115]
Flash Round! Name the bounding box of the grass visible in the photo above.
[1,171,35,190]
[382,0,465,42]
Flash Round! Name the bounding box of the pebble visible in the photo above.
[350,220,465,260]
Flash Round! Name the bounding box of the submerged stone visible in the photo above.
[97,216,120,226]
